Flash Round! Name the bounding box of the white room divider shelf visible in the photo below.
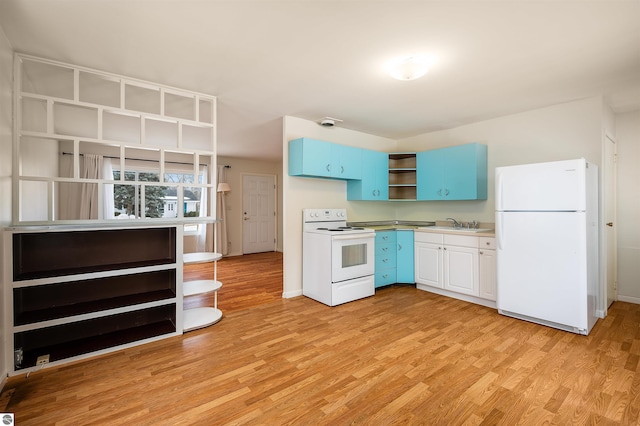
[182,252,223,331]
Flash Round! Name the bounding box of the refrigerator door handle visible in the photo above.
[496,213,503,250]
[495,170,502,210]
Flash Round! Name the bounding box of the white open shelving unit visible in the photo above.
[183,252,223,332]
[6,53,221,374]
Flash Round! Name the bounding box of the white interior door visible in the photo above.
[604,135,617,309]
[242,174,276,254]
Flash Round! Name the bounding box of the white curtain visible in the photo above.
[58,154,80,220]
[103,158,115,219]
[196,165,208,252]
[79,154,102,219]
[59,153,112,220]
[215,165,229,255]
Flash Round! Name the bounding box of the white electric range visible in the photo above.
[302,209,375,306]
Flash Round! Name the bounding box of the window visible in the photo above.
[110,166,207,234]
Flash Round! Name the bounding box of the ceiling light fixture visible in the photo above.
[388,55,430,81]
[319,117,343,127]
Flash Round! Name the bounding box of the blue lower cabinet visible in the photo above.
[375,268,396,288]
[396,230,414,283]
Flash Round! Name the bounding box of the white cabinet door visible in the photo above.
[444,245,478,296]
[479,249,496,301]
[415,242,443,288]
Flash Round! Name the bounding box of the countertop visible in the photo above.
[348,220,495,237]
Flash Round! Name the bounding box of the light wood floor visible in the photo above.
[3,253,640,425]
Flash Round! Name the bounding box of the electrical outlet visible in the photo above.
[36,354,50,366]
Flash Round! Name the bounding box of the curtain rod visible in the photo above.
[61,152,209,167]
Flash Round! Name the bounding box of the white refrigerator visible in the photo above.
[495,158,599,335]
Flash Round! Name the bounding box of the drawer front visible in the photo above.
[443,234,478,248]
[376,242,395,256]
[478,237,496,250]
[375,268,397,287]
[414,231,444,244]
[375,254,397,270]
[376,231,396,245]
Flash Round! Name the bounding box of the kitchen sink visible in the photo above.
[420,226,493,233]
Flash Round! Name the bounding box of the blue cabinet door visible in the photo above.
[289,138,362,180]
[289,138,332,177]
[396,230,414,283]
[347,149,388,200]
[416,143,487,200]
[445,143,487,200]
[416,150,444,200]
[333,144,362,179]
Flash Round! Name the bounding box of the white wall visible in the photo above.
[0,24,13,385]
[395,97,605,223]
[615,110,640,302]
[282,116,396,298]
[215,155,283,256]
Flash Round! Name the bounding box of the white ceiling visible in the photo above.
[1,1,638,161]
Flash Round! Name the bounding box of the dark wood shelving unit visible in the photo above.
[8,226,179,373]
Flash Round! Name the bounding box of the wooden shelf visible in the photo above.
[388,153,417,200]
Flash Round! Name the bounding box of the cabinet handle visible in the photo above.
[438,246,442,250]
[382,247,388,252]
[480,251,484,255]
[382,274,388,279]
[372,190,377,196]
[382,259,388,263]
[437,189,442,196]
[376,190,380,196]
[326,164,331,172]
[445,189,449,196]
[443,247,447,250]
[341,166,344,174]
[398,244,402,251]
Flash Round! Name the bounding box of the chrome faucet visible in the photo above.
[446,217,460,228]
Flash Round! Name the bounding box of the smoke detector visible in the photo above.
[319,117,343,127]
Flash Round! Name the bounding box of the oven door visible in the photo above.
[331,232,375,283]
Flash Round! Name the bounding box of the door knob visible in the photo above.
[606,222,613,227]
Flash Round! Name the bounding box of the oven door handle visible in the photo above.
[331,233,376,240]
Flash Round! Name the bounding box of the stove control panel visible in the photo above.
[303,208,347,222]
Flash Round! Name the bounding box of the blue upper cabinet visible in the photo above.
[289,138,361,180]
[417,143,487,200]
[347,149,389,200]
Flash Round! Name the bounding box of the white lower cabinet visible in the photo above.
[478,237,497,301]
[415,231,496,307]
[443,243,478,296]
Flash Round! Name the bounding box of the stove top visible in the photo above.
[316,226,366,231]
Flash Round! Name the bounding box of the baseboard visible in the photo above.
[617,295,640,305]
[282,289,303,299]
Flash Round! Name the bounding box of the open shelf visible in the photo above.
[183,251,223,332]
[389,153,417,200]
[13,228,176,281]
[14,269,176,326]
[14,305,176,370]
[183,307,223,332]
